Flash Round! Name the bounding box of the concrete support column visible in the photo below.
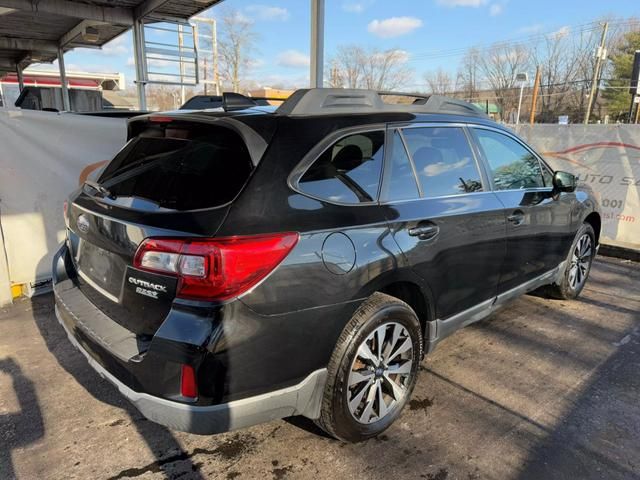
[310,0,324,88]
[57,47,71,111]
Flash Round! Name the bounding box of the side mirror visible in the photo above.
[552,171,576,193]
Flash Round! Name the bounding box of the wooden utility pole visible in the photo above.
[529,66,541,125]
[584,22,609,124]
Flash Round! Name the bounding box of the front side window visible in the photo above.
[297,131,385,203]
[540,160,554,187]
[402,127,483,198]
[473,128,545,190]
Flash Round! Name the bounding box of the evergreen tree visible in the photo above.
[603,31,640,121]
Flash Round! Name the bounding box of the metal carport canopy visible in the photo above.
[0,0,326,110]
[0,0,225,109]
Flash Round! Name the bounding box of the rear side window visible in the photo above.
[381,131,420,202]
[97,124,253,211]
[402,127,483,197]
[472,128,544,190]
[297,131,385,203]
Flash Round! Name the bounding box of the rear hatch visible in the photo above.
[66,115,265,336]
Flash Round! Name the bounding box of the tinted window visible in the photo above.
[96,125,253,211]
[402,127,483,197]
[473,129,544,190]
[381,131,420,202]
[298,131,385,203]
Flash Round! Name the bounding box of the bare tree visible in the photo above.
[424,68,454,95]
[457,47,481,102]
[328,45,413,90]
[217,9,258,93]
[478,42,531,121]
[330,45,365,88]
[531,29,579,122]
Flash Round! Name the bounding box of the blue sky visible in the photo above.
[39,0,639,89]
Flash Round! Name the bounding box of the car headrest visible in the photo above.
[332,144,364,172]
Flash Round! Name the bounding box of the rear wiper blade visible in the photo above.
[84,180,115,199]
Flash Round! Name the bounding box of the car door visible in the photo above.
[381,124,506,324]
[468,126,573,293]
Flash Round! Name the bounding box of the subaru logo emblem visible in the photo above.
[76,214,90,234]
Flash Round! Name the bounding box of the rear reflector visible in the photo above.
[148,115,174,123]
[133,232,299,301]
[63,200,69,225]
[180,364,198,399]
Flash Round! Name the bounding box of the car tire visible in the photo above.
[546,223,596,300]
[315,292,423,442]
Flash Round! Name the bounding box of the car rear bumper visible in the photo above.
[54,302,326,434]
[52,241,334,434]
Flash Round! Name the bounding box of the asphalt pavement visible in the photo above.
[1,256,639,480]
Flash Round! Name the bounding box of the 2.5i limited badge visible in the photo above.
[128,276,167,299]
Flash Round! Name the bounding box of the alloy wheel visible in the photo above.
[568,233,592,290]
[347,322,414,424]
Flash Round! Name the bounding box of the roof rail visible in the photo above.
[275,88,486,117]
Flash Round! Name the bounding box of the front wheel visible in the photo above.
[315,292,422,442]
[547,223,596,300]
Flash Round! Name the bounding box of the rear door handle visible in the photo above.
[408,225,439,240]
[507,210,525,226]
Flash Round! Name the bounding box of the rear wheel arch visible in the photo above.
[377,281,433,349]
[584,212,601,246]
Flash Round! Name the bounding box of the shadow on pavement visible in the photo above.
[30,294,206,480]
[517,329,640,480]
[0,357,45,480]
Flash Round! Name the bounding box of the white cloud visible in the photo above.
[62,63,120,74]
[489,3,503,15]
[518,23,544,34]
[276,50,310,68]
[550,25,570,39]
[436,0,488,7]
[148,58,172,68]
[424,158,470,176]
[372,49,410,63]
[367,16,423,38]
[255,73,309,89]
[244,4,290,21]
[342,0,374,13]
[102,35,129,56]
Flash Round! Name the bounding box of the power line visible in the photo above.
[405,18,639,63]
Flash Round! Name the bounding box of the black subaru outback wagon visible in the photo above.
[53,89,600,442]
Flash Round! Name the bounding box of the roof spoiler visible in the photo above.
[222,92,258,111]
[275,88,486,117]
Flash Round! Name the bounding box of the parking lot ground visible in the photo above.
[1,256,639,480]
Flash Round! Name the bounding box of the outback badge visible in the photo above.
[128,276,167,299]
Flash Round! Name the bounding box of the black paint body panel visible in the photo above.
[52,108,601,410]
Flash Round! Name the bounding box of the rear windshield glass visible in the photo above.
[96,123,253,211]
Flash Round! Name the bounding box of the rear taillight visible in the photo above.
[133,232,299,301]
[63,200,68,223]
